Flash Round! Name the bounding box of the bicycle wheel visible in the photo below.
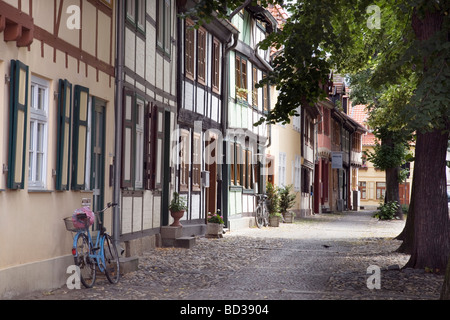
[74,233,96,288]
[103,234,120,284]
[255,205,264,228]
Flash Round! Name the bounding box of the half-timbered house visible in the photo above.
[0,0,115,297]
[174,0,238,232]
[115,0,178,253]
[225,5,277,229]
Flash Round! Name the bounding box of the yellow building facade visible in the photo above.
[352,105,414,209]
[267,92,302,216]
[0,0,115,297]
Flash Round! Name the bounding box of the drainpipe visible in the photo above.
[221,27,239,228]
[112,0,124,248]
[313,107,323,214]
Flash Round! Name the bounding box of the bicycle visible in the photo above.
[255,194,269,228]
[64,202,120,288]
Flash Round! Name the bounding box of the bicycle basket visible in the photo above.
[64,216,88,232]
[64,207,95,231]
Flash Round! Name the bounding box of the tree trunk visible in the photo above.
[404,130,450,271]
[440,254,450,300]
[403,7,450,272]
[395,174,415,254]
[385,166,403,219]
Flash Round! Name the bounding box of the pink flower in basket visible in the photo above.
[72,207,95,229]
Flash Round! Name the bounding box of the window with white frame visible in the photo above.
[157,0,171,54]
[278,152,287,187]
[135,97,145,189]
[126,0,146,33]
[29,76,49,189]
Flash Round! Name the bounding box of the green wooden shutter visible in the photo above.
[121,90,135,188]
[72,85,89,190]
[8,60,29,190]
[56,79,72,190]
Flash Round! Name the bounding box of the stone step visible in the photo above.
[175,236,196,249]
[119,256,139,274]
[161,236,196,249]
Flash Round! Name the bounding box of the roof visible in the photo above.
[350,104,369,127]
[348,104,377,146]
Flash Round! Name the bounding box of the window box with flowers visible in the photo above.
[235,86,249,105]
[206,211,224,238]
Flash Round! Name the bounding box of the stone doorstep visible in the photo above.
[119,225,204,276]
[174,236,196,249]
[160,235,197,248]
[160,224,204,249]
[119,256,139,275]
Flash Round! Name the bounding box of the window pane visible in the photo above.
[137,0,146,30]
[127,0,135,21]
[31,84,35,108]
[124,128,132,181]
[29,121,35,151]
[164,0,171,52]
[157,0,163,45]
[235,56,241,89]
[156,139,162,185]
[230,144,235,185]
[241,60,247,90]
[36,152,43,182]
[37,123,44,152]
[38,87,45,110]
[135,101,144,188]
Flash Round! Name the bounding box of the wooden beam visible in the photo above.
[34,25,114,77]
[4,22,22,41]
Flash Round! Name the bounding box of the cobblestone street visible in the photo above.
[20,210,444,301]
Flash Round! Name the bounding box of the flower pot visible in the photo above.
[283,211,294,223]
[170,210,184,227]
[206,223,223,238]
[269,216,280,227]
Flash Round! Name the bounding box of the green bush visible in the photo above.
[266,182,280,217]
[373,201,399,220]
[278,184,297,214]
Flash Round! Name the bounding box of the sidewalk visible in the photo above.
[18,210,444,300]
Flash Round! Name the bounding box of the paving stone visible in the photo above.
[17,211,445,300]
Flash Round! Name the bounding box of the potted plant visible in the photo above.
[266,182,281,227]
[278,185,297,223]
[169,192,187,227]
[206,211,224,238]
[235,86,248,101]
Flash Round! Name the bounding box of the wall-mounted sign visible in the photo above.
[331,152,343,169]
[82,198,91,208]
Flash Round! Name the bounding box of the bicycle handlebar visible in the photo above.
[96,202,118,214]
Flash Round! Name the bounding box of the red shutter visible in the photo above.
[154,106,164,190]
